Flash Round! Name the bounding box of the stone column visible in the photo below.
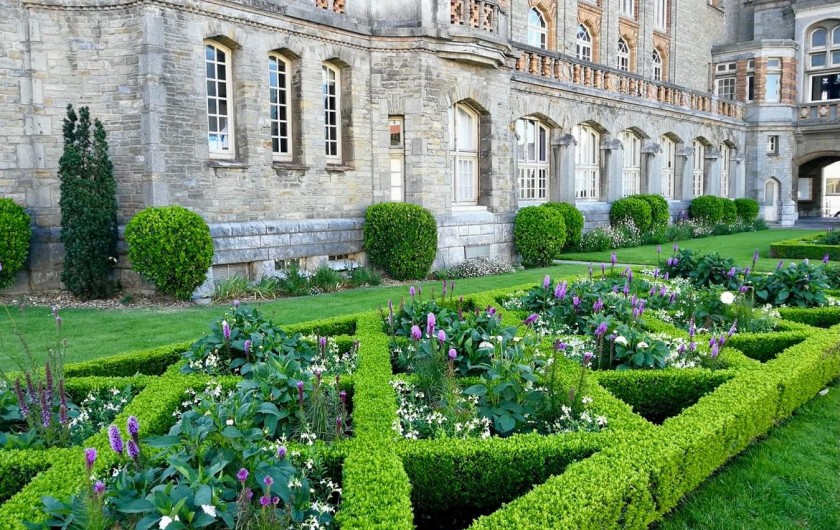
[704,147,721,196]
[551,132,576,203]
[733,154,746,198]
[603,137,623,202]
[677,146,693,200]
[642,140,662,195]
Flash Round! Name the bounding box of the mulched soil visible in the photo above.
[0,291,193,311]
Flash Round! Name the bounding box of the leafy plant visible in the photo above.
[753,261,830,308]
[364,203,437,280]
[278,264,310,297]
[347,266,381,287]
[610,197,652,232]
[734,198,760,222]
[541,202,584,251]
[634,194,670,229]
[689,196,724,225]
[0,198,31,290]
[514,206,566,266]
[311,266,342,293]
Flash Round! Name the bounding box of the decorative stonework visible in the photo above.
[315,0,345,14]
[528,0,557,50]
[578,3,602,62]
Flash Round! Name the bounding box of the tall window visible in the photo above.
[714,62,736,100]
[661,136,676,199]
[621,131,641,197]
[389,117,405,201]
[746,59,755,102]
[620,0,634,19]
[527,8,547,49]
[573,124,600,200]
[576,25,592,62]
[205,41,233,158]
[450,103,479,205]
[807,23,840,101]
[516,118,549,201]
[654,0,668,31]
[693,140,706,197]
[269,54,291,159]
[720,144,731,197]
[652,50,663,81]
[765,57,781,103]
[617,38,630,72]
[322,64,341,159]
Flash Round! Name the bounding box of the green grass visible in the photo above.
[658,379,840,530]
[560,229,823,272]
[0,264,589,370]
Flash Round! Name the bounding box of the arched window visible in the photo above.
[576,25,592,62]
[450,103,479,205]
[527,8,547,49]
[720,144,731,197]
[617,38,630,72]
[621,130,641,196]
[205,41,234,158]
[516,118,549,201]
[322,63,341,158]
[652,50,663,81]
[661,136,676,199]
[807,22,840,101]
[269,53,292,159]
[573,124,600,200]
[693,140,706,197]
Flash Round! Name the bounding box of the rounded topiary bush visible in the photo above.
[514,206,566,267]
[0,198,31,290]
[610,197,652,231]
[364,203,437,280]
[734,198,760,222]
[634,194,670,229]
[690,195,724,225]
[721,198,738,224]
[541,202,584,251]
[125,206,214,300]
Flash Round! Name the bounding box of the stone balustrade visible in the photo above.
[798,101,840,123]
[450,0,500,33]
[315,0,346,14]
[513,45,744,120]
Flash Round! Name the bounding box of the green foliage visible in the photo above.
[609,197,652,231]
[770,234,840,262]
[363,203,437,280]
[814,229,840,245]
[312,265,342,293]
[541,202,584,251]
[0,199,31,290]
[278,263,311,297]
[577,227,613,252]
[63,342,190,378]
[633,194,670,229]
[125,206,214,300]
[734,198,760,222]
[58,105,118,299]
[514,206,566,267]
[720,198,738,224]
[689,196,724,225]
[725,331,808,363]
[753,261,830,307]
[347,266,382,288]
[777,306,840,328]
[663,249,740,289]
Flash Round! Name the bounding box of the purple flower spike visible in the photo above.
[410,286,416,300]
[437,329,446,343]
[594,321,608,337]
[260,495,271,507]
[543,275,551,290]
[582,351,594,367]
[611,252,617,266]
[523,313,540,326]
[710,342,720,359]
[296,380,305,404]
[728,320,738,337]
[222,320,231,341]
[237,468,249,482]
[555,341,567,351]
[264,476,274,487]
[593,298,604,313]
[601,263,606,276]
[339,390,347,404]
[84,448,97,472]
[572,295,581,309]
[709,337,717,348]
[673,243,679,253]
[319,336,327,349]
[689,341,697,352]
[127,416,140,442]
[824,254,830,265]
[753,249,760,263]
[448,348,457,361]
[426,312,436,336]
[410,325,422,341]
[727,267,737,279]
[127,440,140,462]
[233,299,240,309]
[108,425,124,455]
[277,446,287,459]
[93,481,105,496]
[244,339,251,356]
[664,272,670,281]
[777,260,784,270]
[245,488,253,500]
[657,245,662,254]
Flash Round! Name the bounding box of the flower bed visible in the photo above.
[769,233,840,261]
[0,274,837,530]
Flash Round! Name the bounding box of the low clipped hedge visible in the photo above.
[734,198,760,222]
[769,234,840,261]
[514,206,566,267]
[364,203,437,281]
[541,202,584,251]
[778,306,840,328]
[0,199,31,290]
[63,341,191,377]
[725,331,809,363]
[610,197,652,231]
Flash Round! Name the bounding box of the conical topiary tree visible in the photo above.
[58,105,118,299]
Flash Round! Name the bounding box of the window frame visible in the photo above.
[617,38,630,72]
[527,8,548,50]
[806,23,840,102]
[450,103,480,206]
[389,116,405,202]
[720,144,731,197]
[619,0,635,19]
[516,118,549,201]
[693,140,706,197]
[268,53,292,161]
[652,50,663,82]
[654,0,668,31]
[576,24,593,62]
[205,41,235,159]
[661,136,676,200]
[322,63,341,160]
[573,124,601,201]
[621,130,641,197]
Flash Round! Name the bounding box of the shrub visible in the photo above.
[312,265,343,293]
[514,206,566,267]
[364,203,437,280]
[347,266,382,287]
[578,227,613,252]
[753,261,830,308]
[541,203,584,251]
[278,263,311,296]
[609,197,652,232]
[633,194,670,229]
[0,199,31,290]
[734,198,760,222]
[721,198,738,224]
[58,105,118,299]
[435,257,515,279]
[124,206,214,300]
[689,196,724,224]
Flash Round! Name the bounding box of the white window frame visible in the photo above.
[617,38,630,72]
[573,124,600,200]
[322,63,341,160]
[516,118,549,201]
[807,24,840,102]
[715,76,736,100]
[720,144,731,197]
[389,116,405,201]
[765,57,782,103]
[205,41,234,159]
[527,8,548,49]
[269,53,291,160]
[620,0,635,19]
[767,135,779,154]
[652,50,663,82]
[450,103,479,205]
[654,0,668,31]
[576,25,592,62]
[746,59,755,102]
[621,130,641,197]
[661,136,676,199]
[693,140,706,197]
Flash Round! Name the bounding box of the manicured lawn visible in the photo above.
[658,379,840,530]
[0,263,589,370]
[560,229,823,272]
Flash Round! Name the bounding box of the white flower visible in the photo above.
[614,336,628,346]
[159,516,179,529]
[226,419,234,426]
[637,341,649,349]
[720,291,735,305]
[201,504,217,517]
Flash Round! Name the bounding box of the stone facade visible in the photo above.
[0,0,838,294]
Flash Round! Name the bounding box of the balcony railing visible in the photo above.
[798,101,840,123]
[512,45,744,120]
[315,0,345,14]
[450,0,500,34]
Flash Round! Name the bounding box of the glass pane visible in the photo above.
[812,53,827,67]
[206,45,215,61]
[389,119,403,147]
[206,63,215,80]
[812,28,827,48]
[833,50,840,66]
[208,99,217,115]
[217,63,226,81]
[218,100,227,117]
[538,126,547,161]
[457,107,476,151]
[207,81,216,97]
[765,73,781,102]
[835,27,840,46]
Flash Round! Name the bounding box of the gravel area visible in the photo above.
[0,291,193,310]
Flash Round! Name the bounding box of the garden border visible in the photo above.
[769,234,840,261]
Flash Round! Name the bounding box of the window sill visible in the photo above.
[208,159,248,169]
[272,161,309,171]
[326,163,355,172]
[452,205,488,214]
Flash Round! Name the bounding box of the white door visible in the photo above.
[764,179,779,221]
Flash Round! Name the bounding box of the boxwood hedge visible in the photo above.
[769,234,840,261]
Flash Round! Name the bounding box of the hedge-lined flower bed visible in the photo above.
[769,232,840,261]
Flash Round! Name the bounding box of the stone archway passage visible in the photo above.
[797,155,840,218]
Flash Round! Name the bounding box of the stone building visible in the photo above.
[0,0,838,293]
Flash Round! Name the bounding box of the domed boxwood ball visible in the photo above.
[363,203,438,280]
[633,194,670,229]
[721,198,738,224]
[0,198,31,290]
[610,197,652,231]
[541,202,584,251]
[514,206,566,267]
[734,198,760,222]
[690,195,725,224]
[125,206,214,300]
